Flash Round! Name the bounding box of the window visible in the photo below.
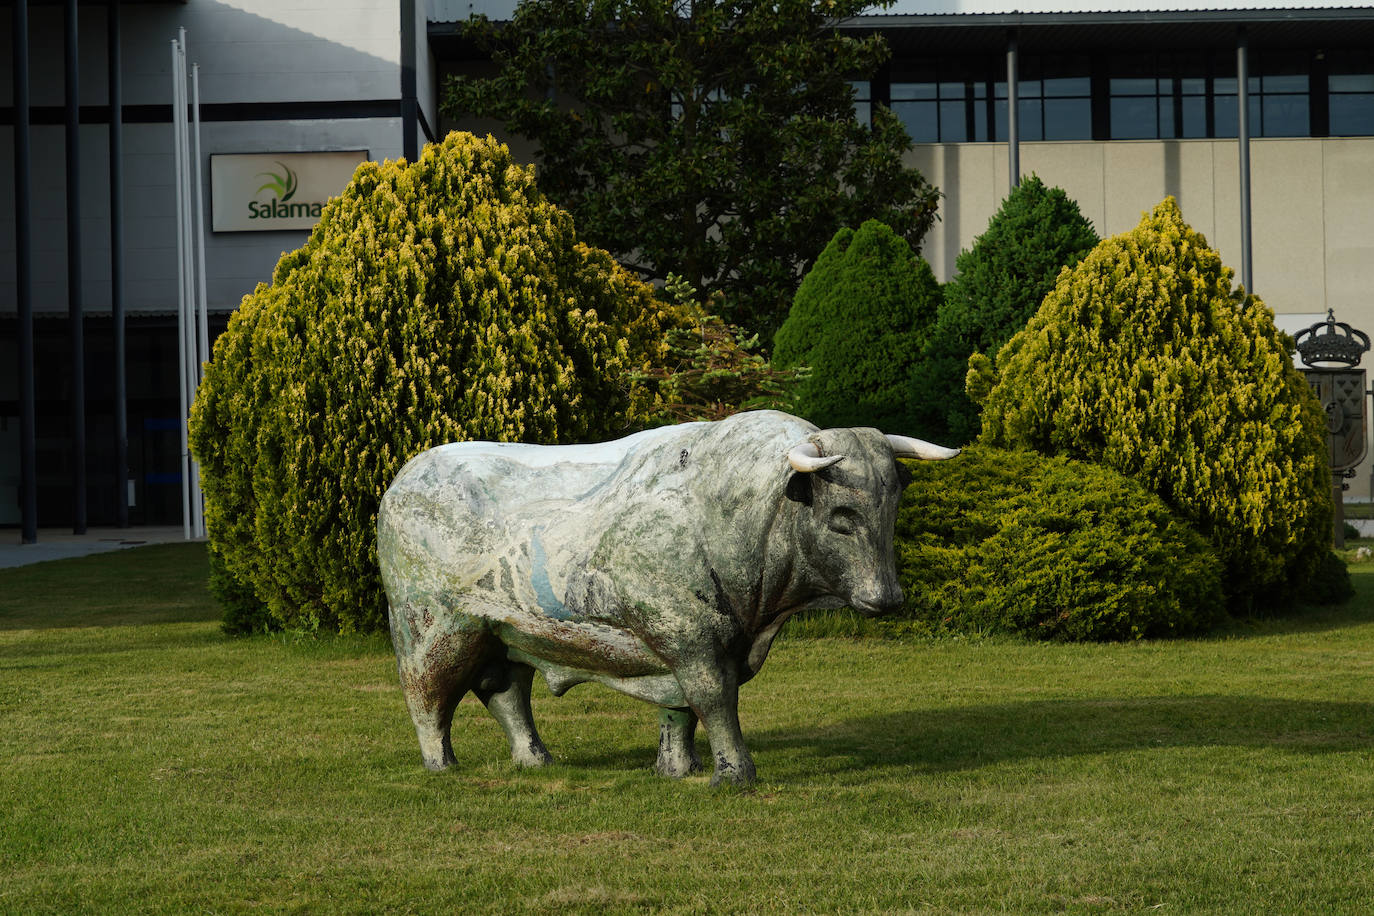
[889,55,1090,143]
[889,59,999,143]
[1214,51,1310,138]
[1328,50,1374,136]
[1017,54,1092,141]
[890,75,938,142]
[850,80,872,128]
[881,46,1369,143]
[1109,52,1210,139]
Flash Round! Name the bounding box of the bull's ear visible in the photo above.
[785,471,813,506]
[895,460,913,490]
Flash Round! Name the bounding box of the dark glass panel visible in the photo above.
[974,97,991,141]
[892,100,939,142]
[1262,73,1308,94]
[891,82,936,101]
[1331,74,1374,93]
[1013,99,1040,140]
[1043,98,1091,139]
[1111,96,1158,139]
[1181,96,1207,138]
[1044,76,1090,98]
[1214,94,1237,138]
[1262,95,1309,136]
[1111,77,1156,95]
[940,100,968,141]
[1330,95,1374,135]
[1159,96,1176,139]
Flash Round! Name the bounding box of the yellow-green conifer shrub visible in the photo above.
[190,132,684,633]
[976,198,1337,609]
[895,446,1225,641]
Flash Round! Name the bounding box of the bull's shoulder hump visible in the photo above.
[413,424,709,472]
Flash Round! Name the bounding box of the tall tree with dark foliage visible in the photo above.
[445,0,940,340]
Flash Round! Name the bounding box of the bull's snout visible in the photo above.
[850,578,903,616]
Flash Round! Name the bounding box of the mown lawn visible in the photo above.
[2,543,1373,914]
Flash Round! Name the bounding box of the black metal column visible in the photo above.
[13,0,38,544]
[109,0,128,528]
[66,0,88,534]
[400,0,418,161]
[1006,30,1020,192]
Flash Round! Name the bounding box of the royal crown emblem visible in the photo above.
[1295,309,1371,369]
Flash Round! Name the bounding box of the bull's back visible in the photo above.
[378,426,695,611]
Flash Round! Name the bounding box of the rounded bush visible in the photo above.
[910,175,1098,444]
[895,446,1226,641]
[974,198,1337,608]
[772,219,941,432]
[190,132,684,633]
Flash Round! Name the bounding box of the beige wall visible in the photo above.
[909,136,1374,498]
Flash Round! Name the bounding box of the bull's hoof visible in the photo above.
[708,756,756,787]
[511,740,553,768]
[655,754,703,779]
[422,754,456,772]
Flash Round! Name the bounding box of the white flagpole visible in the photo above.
[171,35,191,541]
[191,61,208,538]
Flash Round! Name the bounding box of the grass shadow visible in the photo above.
[750,694,1374,780]
[1206,568,1374,640]
[536,693,1374,781]
[0,543,220,631]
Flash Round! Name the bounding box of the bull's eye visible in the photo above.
[827,508,861,535]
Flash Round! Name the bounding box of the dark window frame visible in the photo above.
[875,44,1373,143]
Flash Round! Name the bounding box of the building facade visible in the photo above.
[2,0,436,532]
[5,0,1374,538]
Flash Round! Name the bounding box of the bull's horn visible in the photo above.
[787,442,843,473]
[886,434,960,461]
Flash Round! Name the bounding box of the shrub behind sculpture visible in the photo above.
[773,219,941,431]
[190,133,682,633]
[972,198,1338,609]
[895,446,1225,641]
[911,175,1098,444]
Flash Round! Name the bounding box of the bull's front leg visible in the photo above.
[674,660,755,787]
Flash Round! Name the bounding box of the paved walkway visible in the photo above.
[0,527,198,569]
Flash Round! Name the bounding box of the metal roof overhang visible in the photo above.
[844,8,1374,55]
[429,7,1374,60]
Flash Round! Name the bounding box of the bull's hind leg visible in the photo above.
[476,661,553,768]
[392,604,490,771]
[655,707,702,778]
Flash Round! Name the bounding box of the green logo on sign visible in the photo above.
[255,162,298,202]
[247,161,324,221]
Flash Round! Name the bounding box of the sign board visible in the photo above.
[210,151,368,232]
[1302,368,1369,472]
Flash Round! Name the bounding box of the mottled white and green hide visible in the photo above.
[378,410,952,785]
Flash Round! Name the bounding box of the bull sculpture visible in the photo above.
[378,410,957,785]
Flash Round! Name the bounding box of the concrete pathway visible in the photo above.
[0,527,198,569]
[1350,519,1374,538]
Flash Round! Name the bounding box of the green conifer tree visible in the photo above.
[975,197,1337,608]
[910,175,1098,443]
[772,220,941,432]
